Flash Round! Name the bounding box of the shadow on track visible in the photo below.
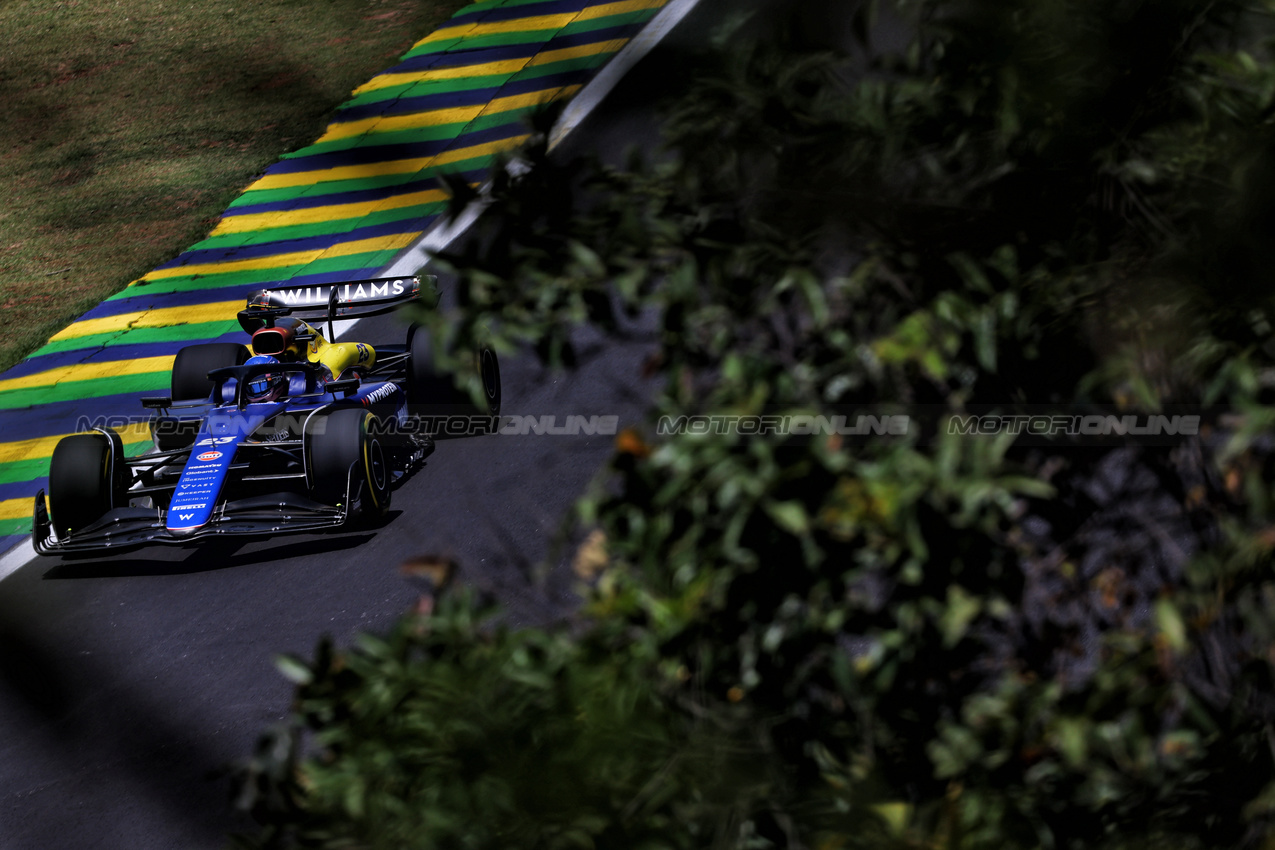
[39,529,384,580]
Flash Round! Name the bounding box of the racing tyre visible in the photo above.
[475,344,501,417]
[171,342,249,402]
[407,326,501,415]
[307,408,391,519]
[405,326,455,415]
[48,432,126,537]
[405,327,502,439]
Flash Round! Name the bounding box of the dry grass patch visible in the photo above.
[0,0,473,373]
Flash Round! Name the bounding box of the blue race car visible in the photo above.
[33,276,501,554]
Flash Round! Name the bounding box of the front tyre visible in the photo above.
[48,433,126,537]
[306,408,391,520]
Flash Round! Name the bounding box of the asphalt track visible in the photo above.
[0,321,659,849]
[0,1,730,846]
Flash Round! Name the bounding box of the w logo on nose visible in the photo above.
[178,513,195,521]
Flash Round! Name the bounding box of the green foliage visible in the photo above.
[235,590,834,850]
[239,1,1275,847]
[237,592,679,849]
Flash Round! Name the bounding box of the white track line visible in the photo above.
[0,0,702,585]
[382,0,702,277]
[547,0,701,151]
[380,185,494,279]
[0,537,36,584]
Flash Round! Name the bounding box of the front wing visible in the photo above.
[32,466,362,555]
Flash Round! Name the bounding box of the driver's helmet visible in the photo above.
[244,355,286,402]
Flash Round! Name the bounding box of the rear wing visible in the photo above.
[238,275,438,335]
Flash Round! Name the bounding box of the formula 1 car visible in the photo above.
[33,276,501,554]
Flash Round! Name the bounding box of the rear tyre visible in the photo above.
[476,345,501,417]
[48,433,126,536]
[307,408,391,519]
[171,342,249,402]
[405,327,502,434]
[405,326,456,415]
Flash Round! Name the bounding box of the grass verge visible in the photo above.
[0,0,473,374]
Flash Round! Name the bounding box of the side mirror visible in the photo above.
[327,378,359,396]
[141,396,172,409]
